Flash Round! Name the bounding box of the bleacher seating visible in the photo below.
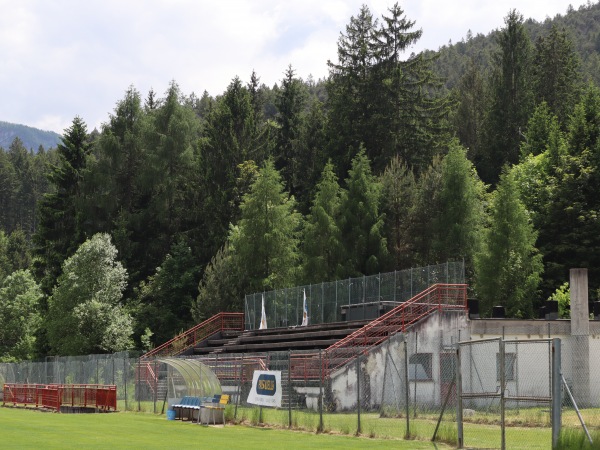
[192,320,370,355]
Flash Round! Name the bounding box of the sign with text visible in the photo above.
[247,370,282,407]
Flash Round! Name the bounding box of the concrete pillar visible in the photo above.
[570,268,590,407]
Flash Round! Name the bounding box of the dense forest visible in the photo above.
[1,2,600,359]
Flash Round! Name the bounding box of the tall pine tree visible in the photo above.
[482,10,534,185]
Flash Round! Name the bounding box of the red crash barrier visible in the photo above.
[3,383,117,412]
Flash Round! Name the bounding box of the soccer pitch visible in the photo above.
[0,407,444,449]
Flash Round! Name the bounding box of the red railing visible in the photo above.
[141,312,245,360]
[3,383,117,411]
[203,356,268,383]
[291,284,467,380]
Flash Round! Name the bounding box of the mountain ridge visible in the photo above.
[0,121,61,152]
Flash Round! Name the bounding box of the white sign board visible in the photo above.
[247,370,282,408]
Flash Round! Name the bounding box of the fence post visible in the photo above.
[288,351,292,428]
[500,338,506,450]
[153,358,157,414]
[319,349,323,432]
[137,358,141,412]
[235,354,243,420]
[356,352,361,435]
[124,356,128,411]
[551,338,561,449]
[404,337,410,438]
[456,344,463,448]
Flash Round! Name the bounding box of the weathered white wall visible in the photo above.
[327,311,600,410]
[329,310,468,410]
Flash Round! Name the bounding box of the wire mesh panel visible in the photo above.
[562,336,600,433]
[459,338,555,449]
[244,262,465,330]
[459,338,502,449]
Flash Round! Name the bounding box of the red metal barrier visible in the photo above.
[3,383,117,412]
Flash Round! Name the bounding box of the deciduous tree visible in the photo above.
[47,233,133,355]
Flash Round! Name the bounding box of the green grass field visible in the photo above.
[3,405,594,449]
[0,407,446,449]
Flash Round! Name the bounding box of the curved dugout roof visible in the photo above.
[159,358,222,397]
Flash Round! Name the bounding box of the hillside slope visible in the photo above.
[0,121,61,151]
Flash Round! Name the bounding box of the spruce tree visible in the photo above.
[338,149,388,276]
[33,116,90,297]
[532,24,581,126]
[302,161,345,283]
[327,3,450,174]
[274,65,308,199]
[482,10,534,185]
[230,160,301,292]
[434,141,485,267]
[537,86,600,295]
[475,169,543,318]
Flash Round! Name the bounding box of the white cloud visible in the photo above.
[0,0,588,133]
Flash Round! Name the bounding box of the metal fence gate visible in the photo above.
[457,337,561,449]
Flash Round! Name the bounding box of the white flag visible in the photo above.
[259,294,267,330]
[301,289,309,326]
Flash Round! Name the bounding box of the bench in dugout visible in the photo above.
[171,396,205,421]
[200,394,230,425]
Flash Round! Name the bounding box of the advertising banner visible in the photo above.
[247,370,282,407]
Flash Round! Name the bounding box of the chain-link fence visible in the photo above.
[457,338,557,449]
[0,352,147,412]
[3,320,600,446]
[244,261,465,330]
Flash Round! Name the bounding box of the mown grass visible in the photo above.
[6,404,596,449]
[234,406,556,449]
[0,406,445,450]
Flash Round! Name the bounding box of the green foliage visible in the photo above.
[475,169,543,317]
[532,24,582,125]
[433,141,485,267]
[302,161,345,283]
[0,139,52,238]
[193,242,243,323]
[274,65,308,196]
[407,156,443,265]
[200,76,270,258]
[230,160,302,291]
[453,60,486,164]
[140,327,154,352]
[33,116,91,297]
[482,10,534,185]
[339,149,388,276]
[47,233,133,355]
[134,239,200,346]
[380,155,416,269]
[549,282,570,318]
[327,3,450,174]
[535,85,600,296]
[0,269,42,360]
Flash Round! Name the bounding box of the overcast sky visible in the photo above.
[0,0,589,134]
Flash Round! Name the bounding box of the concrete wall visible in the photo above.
[326,311,600,410]
[328,310,468,411]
